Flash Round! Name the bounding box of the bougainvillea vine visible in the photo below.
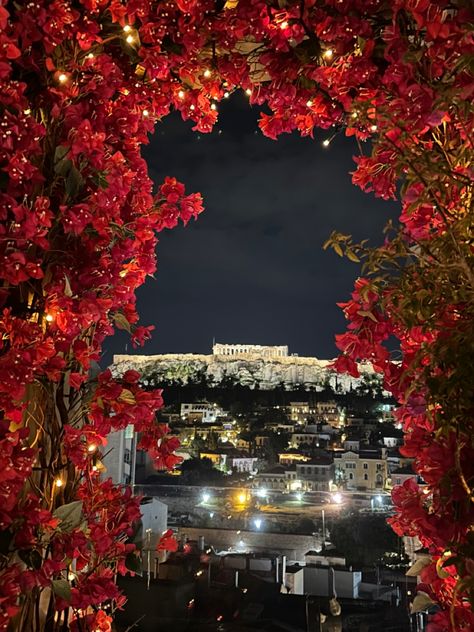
[0,0,472,630]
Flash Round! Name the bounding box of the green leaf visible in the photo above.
[64,274,73,298]
[54,146,72,177]
[406,556,431,577]
[53,501,84,533]
[346,249,360,263]
[357,310,378,323]
[52,579,71,602]
[119,388,136,405]
[125,551,142,574]
[65,165,84,199]
[113,312,132,333]
[410,591,435,614]
[18,549,43,570]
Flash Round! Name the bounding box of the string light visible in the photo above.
[178,90,185,99]
[223,91,230,98]
[123,25,132,33]
[55,479,63,488]
[68,572,75,581]
[45,313,54,322]
[306,100,313,107]
[210,103,217,111]
[142,109,149,117]
[87,53,94,59]
[87,444,97,453]
[24,109,31,115]
[190,104,195,110]
[280,21,288,29]
[351,111,358,119]
[203,69,211,78]
[126,34,134,44]
[370,124,378,132]
[245,88,252,96]
[323,49,333,59]
[58,73,68,84]
[322,138,331,147]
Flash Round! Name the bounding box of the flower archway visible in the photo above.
[0,1,472,630]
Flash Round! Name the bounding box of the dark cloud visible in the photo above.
[104,96,398,363]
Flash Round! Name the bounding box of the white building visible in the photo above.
[180,402,225,423]
[212,343,288,358]
[140,498,168,546]
[103,425,138,485]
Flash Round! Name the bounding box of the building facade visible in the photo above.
[295,456,335,492]
[336,449,388,491]
[180,402,225,424]
[212,343,288,358]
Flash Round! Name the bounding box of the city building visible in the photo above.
[254,464,297,491]
[279,450,311,466]
[103,425,141,485]
[290,432,323,449]
[198,448,258,474]
[336,449,388,491]
[289,401,312,424]
[180,402,226,423]
[212,342,288,357]
[295,455,335,492]
[390,463,418,488]
[314,401,341,426]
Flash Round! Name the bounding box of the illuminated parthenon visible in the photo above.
[212,343,289,358]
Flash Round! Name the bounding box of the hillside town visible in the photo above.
[104,345,427,631]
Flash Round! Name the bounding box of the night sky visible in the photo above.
[104,94,398,363]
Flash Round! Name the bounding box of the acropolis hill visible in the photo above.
[113,344,382,393]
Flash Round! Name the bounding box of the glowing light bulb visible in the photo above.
[190,104,195,110]
[87,444,97,453]
[58,73,68,83]
[322,138,331,147]
[323,49,333,59]
[87,53,94,59]
[123,25,132,33]
[45,313,54,322]
[203,69,211,78]
[351,111,358,119]
[210,103,217,111]
[24,109,31,115]
[370,124,378,132]
[280,21,288,29]
[178,90,185,99]
[55,479,63,488]
[245,88,252,96]
[126,34,134,44]
[306,100,313,107]
[142,109,149,117]
[68,572,75,581]
[223,91,230,98]
[92,465,98,471]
